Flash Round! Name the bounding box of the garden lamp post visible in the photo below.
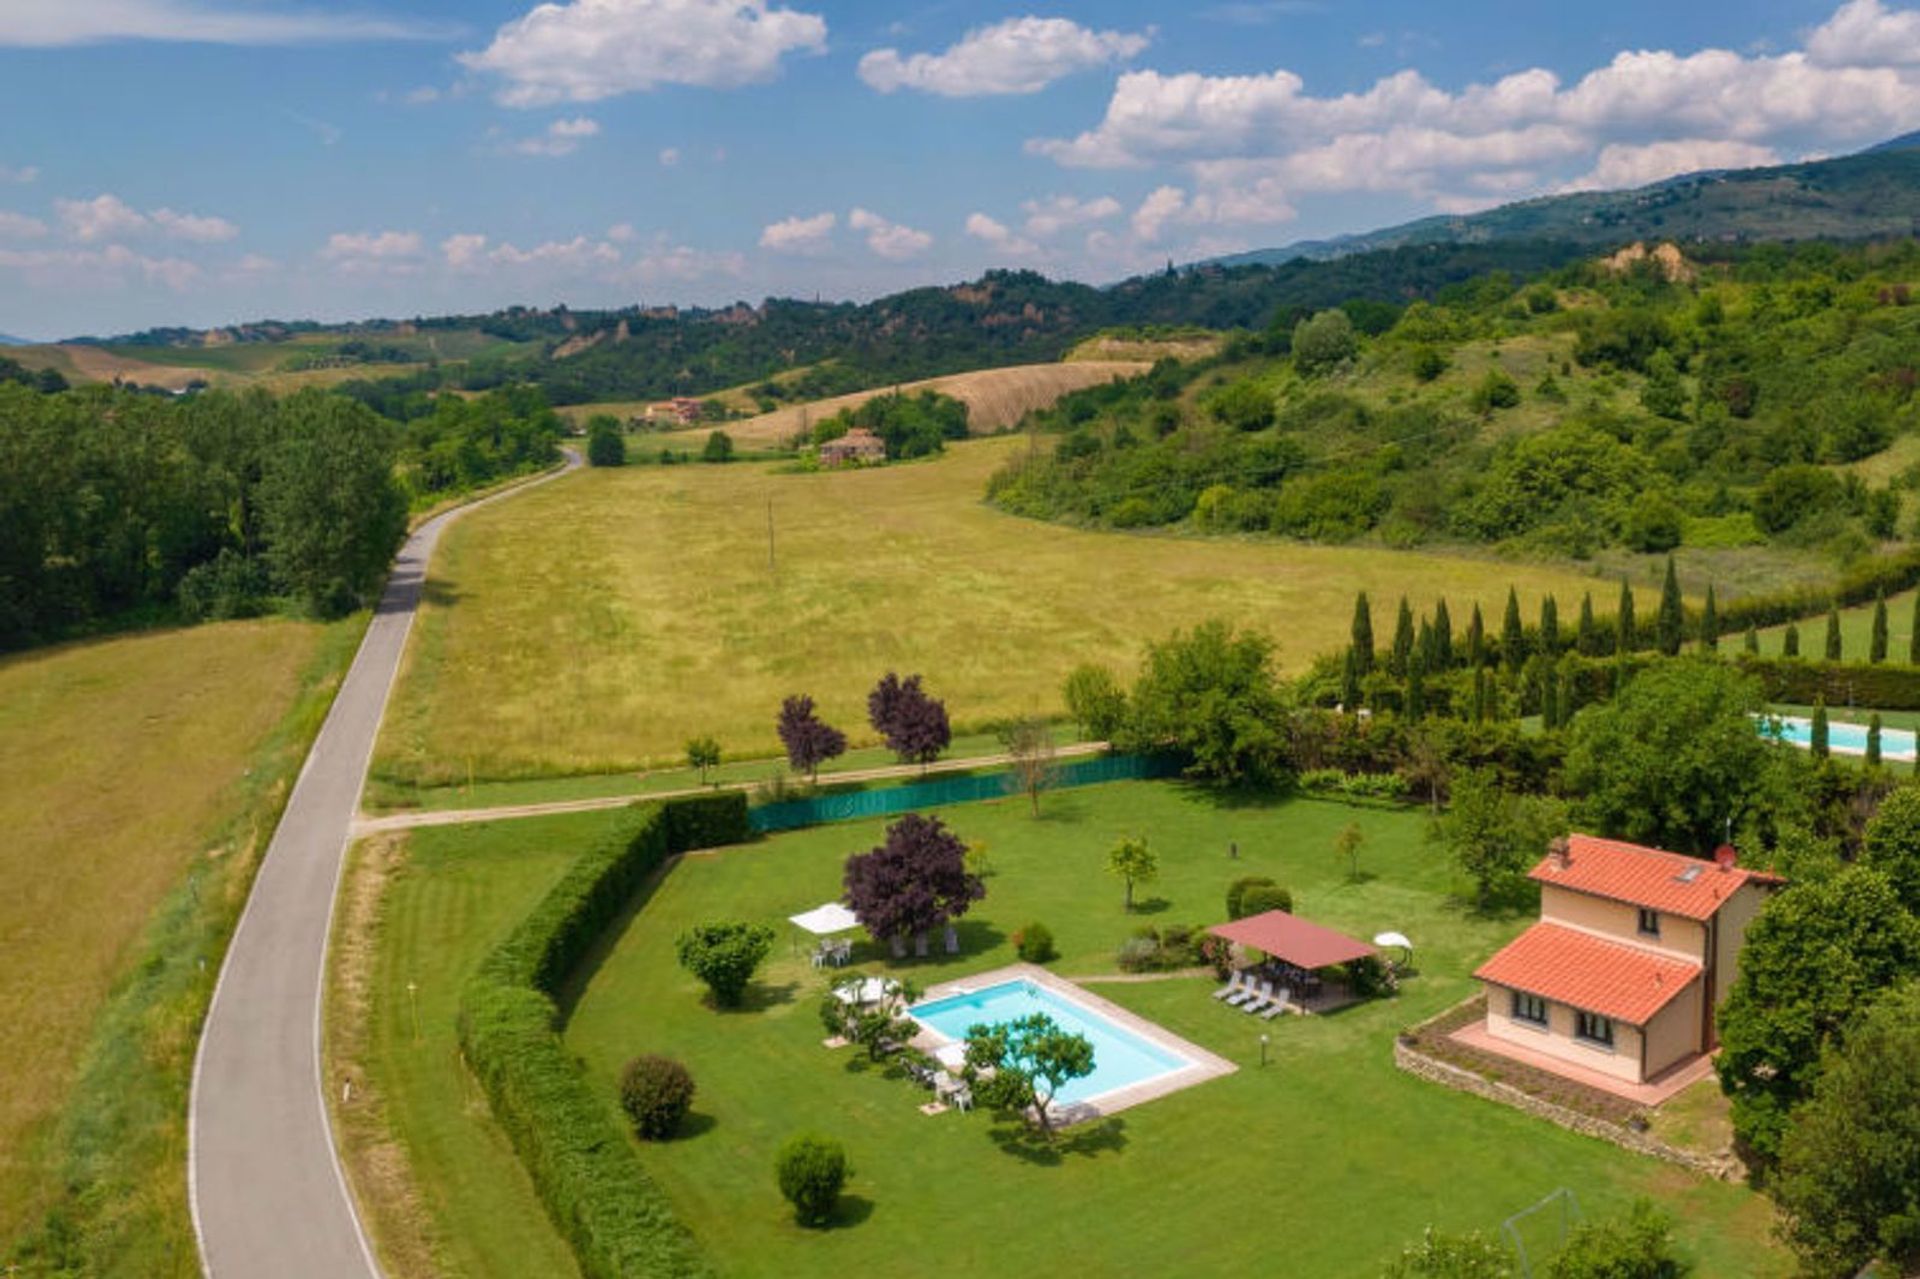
[1259,1032,1269,1067]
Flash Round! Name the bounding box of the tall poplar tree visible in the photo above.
[1350,591,1374,676]
[1871,590,1888,664]
[1502,587,1525,673]
[1826,606,1843,662]
[1656,557,1684,657]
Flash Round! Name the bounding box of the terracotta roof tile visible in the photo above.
[1475,922,1701,1025]
[1208,910,1375,970]
[1529,834,1780,920]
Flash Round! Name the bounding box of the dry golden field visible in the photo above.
[0,619,334,1236]
[374,436,1628,785]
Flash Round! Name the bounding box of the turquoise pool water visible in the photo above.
[910,979,1189,1105]
[1765,714,1917,761]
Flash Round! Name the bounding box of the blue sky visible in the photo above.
[1,0,1917,338]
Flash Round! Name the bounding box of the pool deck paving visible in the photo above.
[910,962,1237,1125]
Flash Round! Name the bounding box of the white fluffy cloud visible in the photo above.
[847,207,933,260]
[150,207,240,242]
[56,194,148,241]
[460,0,827,107]
[440,233,490,270]
[859,16,1149,97]
[509,116,601,156]
[621,237,746,285]
[658,147,681,167]
[0,0,451,47]
[0,211,49,238]
[1027,1,1920,224]
[1019,194,1121,238]
[759,211,836,254]
[320,229,424,273]
[964,212,1040,257]
[0,243,198,290]
[1567,139,1783,191]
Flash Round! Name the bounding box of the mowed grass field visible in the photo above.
[355,786,1787,1277]
[375,436,1628,786]
[0,619,339,1240]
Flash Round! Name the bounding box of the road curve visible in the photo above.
[189,454,579,1279]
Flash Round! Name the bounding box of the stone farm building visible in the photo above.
[1473,834,1781,1086]
[642,397,704,426]
[819,427,887,467]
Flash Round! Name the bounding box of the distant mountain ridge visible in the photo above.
[0,333,31,346]
[1208,137,1920,269]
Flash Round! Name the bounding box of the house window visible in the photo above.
[1637,908,1660,938]
[1511,991,1549,1027]
[1575,1011,1615,1050]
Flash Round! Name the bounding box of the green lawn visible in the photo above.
[364,781,1786,1278]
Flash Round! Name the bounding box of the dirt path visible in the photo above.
[350,740,1111,835]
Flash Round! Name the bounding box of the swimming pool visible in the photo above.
[910,978,1192,1106]
[1764,714,1917,761]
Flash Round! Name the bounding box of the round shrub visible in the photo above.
[1226,875,1278,920]
[1239,884,1294,917]
[1012,922,1057,964]
[619,1054,696,1140]
[775,1133,849,1227]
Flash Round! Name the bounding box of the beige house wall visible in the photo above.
[1483,982,1644,1084]
[1710,881,1769,1007]
[1640,979,1705,1077]
[1539,884,1706,963]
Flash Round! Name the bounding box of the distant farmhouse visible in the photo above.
[818,427,887,468]
[642,397,704,427]
[1472,834,1781,1088]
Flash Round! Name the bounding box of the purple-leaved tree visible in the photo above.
[778,694,847,782]
[843,813,985,958]
[867,672,951,772]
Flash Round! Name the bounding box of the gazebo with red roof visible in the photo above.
[1208,910,1377,1010]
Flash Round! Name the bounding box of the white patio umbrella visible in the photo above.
[789,902,860,936]
[1372,931,1414,965]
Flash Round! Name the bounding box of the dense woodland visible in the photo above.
[988,240,1920,563]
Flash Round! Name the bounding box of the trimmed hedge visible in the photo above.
[458,793,749,1279]
[1734,654,1920,711]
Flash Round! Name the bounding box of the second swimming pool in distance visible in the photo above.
[909,979,1191,1105]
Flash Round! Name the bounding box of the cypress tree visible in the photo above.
[1350,592,1375,676]
[1471,666,1487,722]
[1868,713,1883,768]
[1559,665,1579,723]
[1541,662,1559,729]
[1502,587,1525,673]
[1433,598,1453,669]
[1340,645,1362,710]
[1910,592,1920,665]
[1467,603,1485,668]
[1811,699,1830,759]
[1744,624,1760,655]
[1577,591,1598,656]
[1406,654,1427,720]
[1700,584,1719,652]
[1616,578,1636,654]
[1825,605,1843,662]
[1417,617,1436,670]
[1656,557,1684,657]
[1784,623,1801,658]
[1389,596,1415,677]
[1540,595,1560,656]
[1871,590,1889,664]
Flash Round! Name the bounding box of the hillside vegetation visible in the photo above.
[990,239,1920,575]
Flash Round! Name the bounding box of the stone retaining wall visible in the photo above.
[1392,1037,1743,1182]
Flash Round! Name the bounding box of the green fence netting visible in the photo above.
[747,752,1183,833]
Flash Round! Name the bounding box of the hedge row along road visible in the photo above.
[189,453,579,1278]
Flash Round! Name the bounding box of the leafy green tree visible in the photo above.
[1825,606,1843,662]
[1872,590,1889,664]
[1382,1227,1514,1278]
[1811,699,1830,759]
[1502,587,1525,673]
[586,415,626,466]
[1107,836,1159,911]
[1470,367,1521,414]
[675,921,775,1007]
[1656,557,1683,657]
[1772,981,1920,1279]
[1540,661,1560,729]
[1699,584,1718,653]
[259,394,408,616]
[963,1011,1096,1136]
[701,429,735,463]
[1121,619,1287,785]
[619,1055,695,1140]
[1638,348,1688,420]
[1292,309,1358,376]
[1442,768,1568,909]
[1412,346,1448,382]
[1784,623,1801,658]
[685,735,721,784]
[1063,664,1128,741]
[1563,660,1794,855]
[1334,821,1365,881]
[997,716,1057,817]
[1208,378,1276,431]
[775,1134,849,1227]
[1716,867,1920,1164]
[1862,784,1920,912]
[1615,579,1636,654]
[1351,592,1375,675]
[1227,875,1281,920]
[1545,1200,1688,1279]
[1622,492,1684,554]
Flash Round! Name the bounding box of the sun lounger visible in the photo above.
[1225,975,1264,1007]
[1212,972,1249,1001]
[1258,988,1292,1020]
[1239,980,1278,1014]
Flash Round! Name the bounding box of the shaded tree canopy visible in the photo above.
[867,672,951,767]
[842,813,985,943]
[777,694,847,780]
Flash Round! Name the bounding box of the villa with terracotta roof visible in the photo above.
[1471,834,1782,1087]
[819,427,887,467]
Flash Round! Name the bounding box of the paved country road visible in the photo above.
[189,455,578,1279]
